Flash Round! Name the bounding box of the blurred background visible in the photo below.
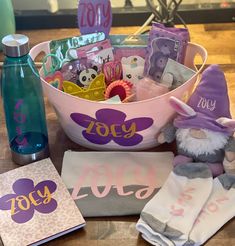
[10,0,235,29]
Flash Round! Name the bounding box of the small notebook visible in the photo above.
[61,151,174,217]
[0,158,85,246]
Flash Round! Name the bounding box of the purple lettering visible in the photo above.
[15,136,28,146]
[79,3,87,27]
[87,3,95,27]
[102,1,111,28]
[16,126,22,135]
[15,99,23,110]
[14,112,26,124]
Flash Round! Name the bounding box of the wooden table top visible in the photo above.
[0,23,235,246]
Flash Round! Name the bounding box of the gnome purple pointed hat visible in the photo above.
[174,64,232,134]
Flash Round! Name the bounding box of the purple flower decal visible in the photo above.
[71,108,153,146]
[0,178,57,224]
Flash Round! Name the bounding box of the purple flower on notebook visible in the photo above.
[0,178,57,223]
[70,108,153,146]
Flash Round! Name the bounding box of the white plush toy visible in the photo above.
[121,56,145,84]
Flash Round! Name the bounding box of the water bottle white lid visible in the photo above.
[2,34,29,57]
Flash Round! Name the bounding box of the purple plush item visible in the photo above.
[152,23,190,42]
[144,23,189,81]
[174,65,232,134]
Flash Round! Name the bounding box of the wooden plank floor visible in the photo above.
[0,23,235,246]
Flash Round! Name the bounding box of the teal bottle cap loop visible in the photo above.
[2,34,29,57]
[42,53,61,77]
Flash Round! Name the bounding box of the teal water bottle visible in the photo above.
[1,34,49,165]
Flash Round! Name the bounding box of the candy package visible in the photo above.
[49,32,106,68]
[76,39,114,72]
[111,34,148,62]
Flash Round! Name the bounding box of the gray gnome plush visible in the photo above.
[157,65,235,177]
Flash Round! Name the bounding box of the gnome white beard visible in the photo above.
[176,128,229,156]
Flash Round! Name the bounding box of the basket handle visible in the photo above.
[184,42,208,73]
[29,41,50,61]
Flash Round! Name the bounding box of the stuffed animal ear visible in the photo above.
[216,117,235,131]
[92,65,98,72]
[169,96,196,117]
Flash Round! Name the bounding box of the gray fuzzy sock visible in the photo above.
[136,218,174,246]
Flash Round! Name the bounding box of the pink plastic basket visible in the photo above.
[30,39,207,150]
